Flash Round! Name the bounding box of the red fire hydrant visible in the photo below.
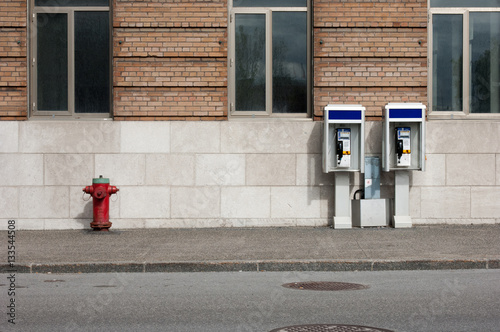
[83,175,119,231]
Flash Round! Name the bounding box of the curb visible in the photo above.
[2,259,499,274]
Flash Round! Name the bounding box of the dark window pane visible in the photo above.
[431,0,500,7]
[74,11,110,113]
[37,13,68,111]
[432,15,463,112]
[234,0,306,7]
[272,12,307,113]
[470,12,500,113]
[35,0,109,6]
[235,14,266,112]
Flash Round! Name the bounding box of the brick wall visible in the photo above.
[313,0,428,120]
[0,0,27,120]
[0,0,428,121]
[113,0,228,120]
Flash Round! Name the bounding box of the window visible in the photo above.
[229,0,310,117]
[430,1,500,117]
[31,0,110,118]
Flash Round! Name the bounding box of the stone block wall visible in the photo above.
[1,120,499,230]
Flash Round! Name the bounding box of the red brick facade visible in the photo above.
[313,0,427,120]
[0,0,428,121]
[0,0,27,120]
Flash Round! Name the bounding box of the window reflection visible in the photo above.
[235,14,266,112]
[470,12,500,113]
[432,15,463,112]
[272,12,307,113]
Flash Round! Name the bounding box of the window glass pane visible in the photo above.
[35,0,109,6]
[470,12,500,113]
[432,15,463,112]
[272,12,307,113]
[234,0,306,7]
[37,13,68,111]
[431,0,500,7]
[235,14,266,112]
[74,11,110,113]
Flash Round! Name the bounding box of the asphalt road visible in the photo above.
[1,270,499,332]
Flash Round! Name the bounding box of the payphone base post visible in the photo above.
[393,215,412,228]
[333,216,352,229]
[393,171,412,228]
[333,172,352,229]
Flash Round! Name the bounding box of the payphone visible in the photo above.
[383,103,425,172]
[395,127,411,167]
[383,103,426,228]
[323,104,365,229]
[323,105,364,173]
[336,128,351,168]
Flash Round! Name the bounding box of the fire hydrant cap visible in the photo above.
[93,177,110,184]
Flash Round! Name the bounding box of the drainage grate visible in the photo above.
[269,324,394,332]
[282,281,369,291]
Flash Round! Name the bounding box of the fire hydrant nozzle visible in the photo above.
[83,176,119,231]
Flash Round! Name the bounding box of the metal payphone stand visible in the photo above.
[323,105,365,229]
[383,103,426,228]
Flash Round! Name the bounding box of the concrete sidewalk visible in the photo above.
[2,224,500,273]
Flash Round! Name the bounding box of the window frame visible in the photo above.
[428,4,500,119]
[29,0,112,119]
[228,1,311,119]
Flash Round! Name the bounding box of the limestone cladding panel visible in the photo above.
[221,122,322,154]
[44,154,94,186]
[427,121,500,154]
[119,186,170,219]
[19,122,120,153]
[296,154,335,186]
[0,121,18,152]
[246,154,296,186]
[221,187,271,219]
[420,187,470,219]
[271,187,321,219]
[471,187,500,219]
[95,154,146,186]
[497,155,500,186]
[0,187,18,218]
[411,154,446,186]
[171,186,221,219]
[195,154,245,186]
[0,154,43,186]
[446,154,496,186]
[20,186,70,219]
[171,121,220,153]
[145,154,195,186]
[120,121,171,153]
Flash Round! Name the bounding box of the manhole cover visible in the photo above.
[269,324,394,332]
[282,281,369,291]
